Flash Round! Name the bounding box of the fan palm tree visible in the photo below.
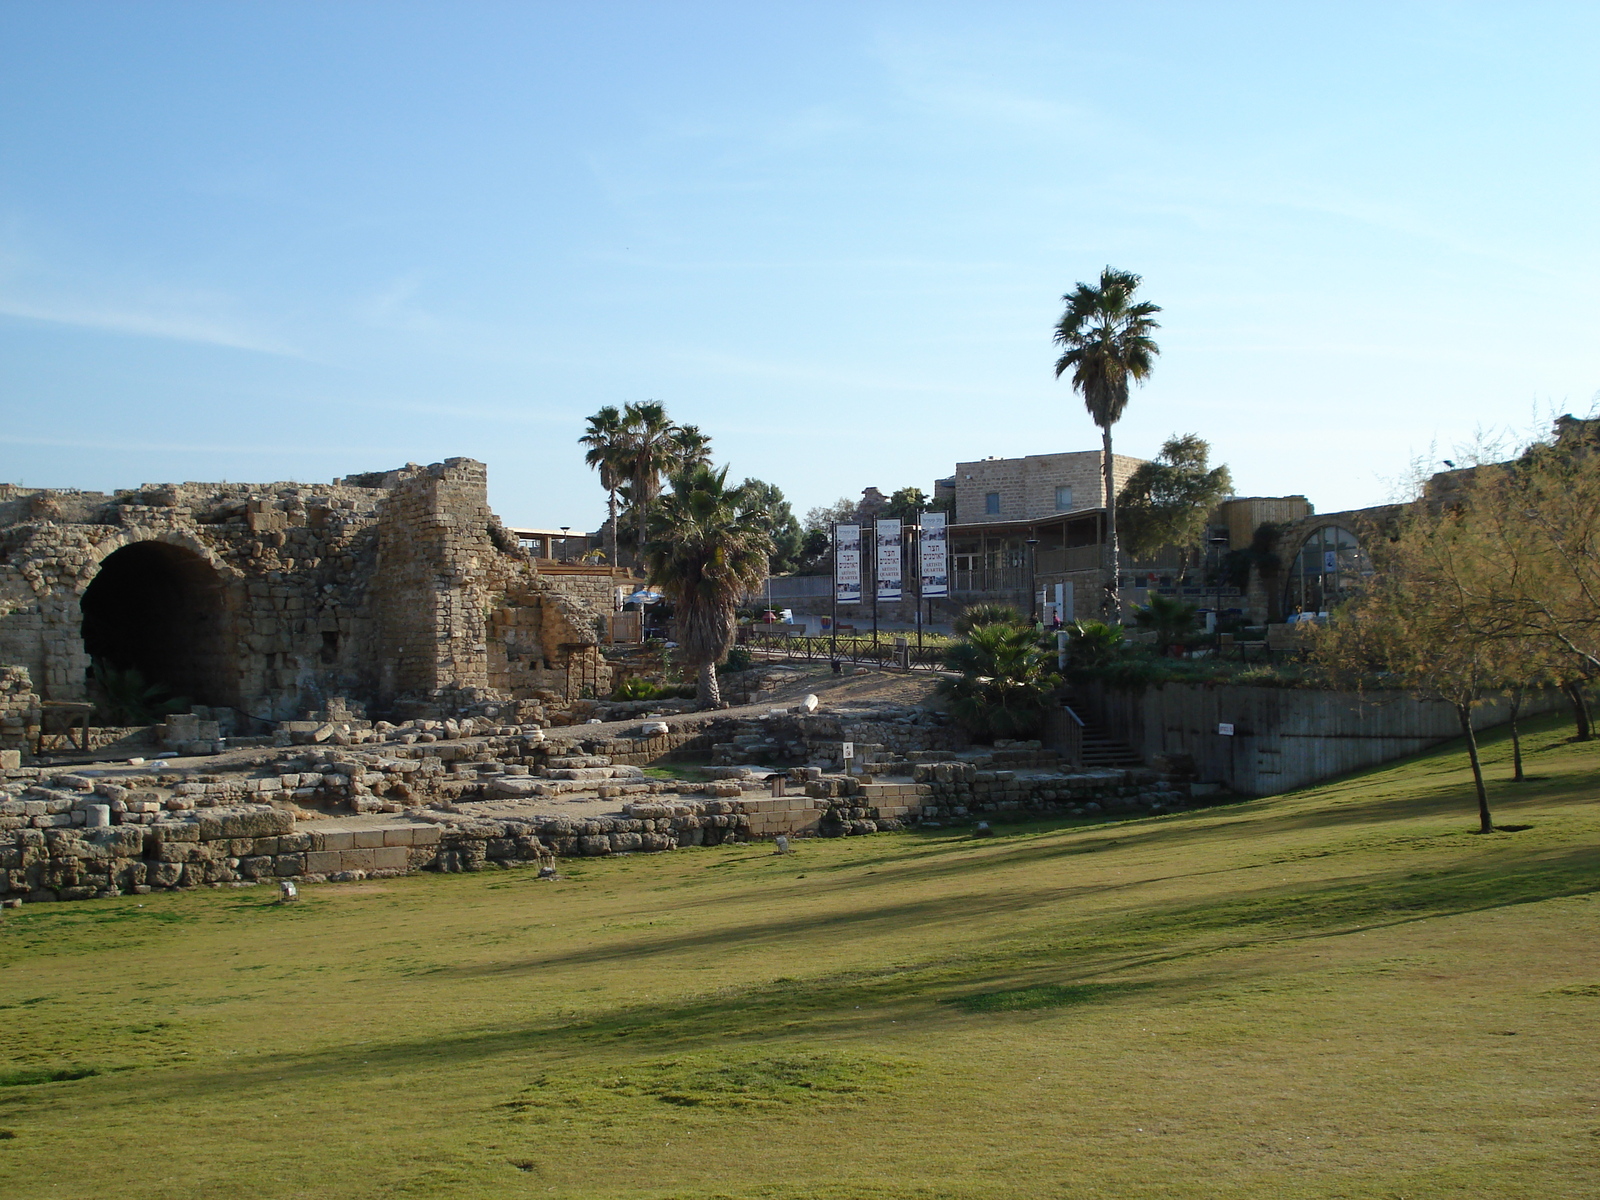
[1053,267,1162,616]
[578,405,628,566]
[672,424,713,470]
[937,620,1062,741]
[644,465,774,708]
[621,401,693,553]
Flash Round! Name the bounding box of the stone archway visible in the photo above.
[1279,521,1368,617]
[80,541,238,710]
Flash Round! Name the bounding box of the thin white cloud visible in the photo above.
[0,435,405,455]
[0,295,303,357]
[352,273,443,335]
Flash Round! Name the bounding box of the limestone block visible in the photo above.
[305,850,343,875]
[338,849,375,872]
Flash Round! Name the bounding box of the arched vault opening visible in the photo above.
[80,542,237,710]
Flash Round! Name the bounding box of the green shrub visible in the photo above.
[611,677,663,701]
[718,646,754,674]
[954,603,1027,636]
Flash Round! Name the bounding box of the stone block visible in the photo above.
[305,850,343,875]
[371,846,407,871]
[352,829,384,849]
[381,828,414,846]
[316,831,356,852]
[339,849,376,872]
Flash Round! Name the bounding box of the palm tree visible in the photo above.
[620,401,693,554]
[1053,267,1162,616]
[937,620,1062,741]
[578,405,628,566]
[643,465,773,708]
[671,424,713,471]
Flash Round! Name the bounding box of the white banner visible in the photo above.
[876,519,902,602]
[834,524,861,605]
[920,511,948,598]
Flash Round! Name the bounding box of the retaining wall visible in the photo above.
[1076,681,1566,796]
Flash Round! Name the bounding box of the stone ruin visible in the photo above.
[0,459,1209,906]
[0,700,1196,904]
[0,458,621,760]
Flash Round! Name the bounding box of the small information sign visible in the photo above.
[1217,723,1235,737]
[841,741,854,759]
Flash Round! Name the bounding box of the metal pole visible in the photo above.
[830,522,838,665]
[914,510,924,651]
[871,520,879,650]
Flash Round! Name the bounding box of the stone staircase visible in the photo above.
[1072,712,1145,769]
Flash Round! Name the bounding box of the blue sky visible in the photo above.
[2,2,1596,529]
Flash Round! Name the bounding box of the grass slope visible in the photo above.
[1,714,1597,1200]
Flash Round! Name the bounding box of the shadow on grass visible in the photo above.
[72,834,1598,1115]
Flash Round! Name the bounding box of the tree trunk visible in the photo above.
[1457,704,1493,834]
[606,488,619,567]
[1101,423,1120,618]
[697,660,721,710]
[1508,689,1525,782]
[1564,681,1591,740]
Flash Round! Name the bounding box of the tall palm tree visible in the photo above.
[578,405,628,566]
[644,465,773,708]
[620,400,690,554]
[671,424,713,471]
[1053,267,1162,615]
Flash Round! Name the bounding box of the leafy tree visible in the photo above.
[884,486,928,522]
[793,528,832,574]
[643,466,774,709]
[578,405,629,566]
[1053,267,1162,616]
[1434,430,1600,735]
[740,478,806,575]
[1305,505,1515,834]
[938,620,1062,742]
[1117,433,1233,562]
[803,497,859,533]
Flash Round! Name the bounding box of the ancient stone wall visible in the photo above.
[0,459,613,730]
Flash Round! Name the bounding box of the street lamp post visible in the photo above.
[905,516,924,651]
[559,526,571,562]
[1209,531,1231,653]
[1025,536,1040,623]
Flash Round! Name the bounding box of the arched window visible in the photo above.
[1284,524,1367,616]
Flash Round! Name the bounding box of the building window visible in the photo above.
[1055,485,1073,511]
[985,492,1000,515]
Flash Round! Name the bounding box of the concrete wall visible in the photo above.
[1077,681,1565,796]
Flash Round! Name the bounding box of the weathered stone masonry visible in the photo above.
[0,459,612,744]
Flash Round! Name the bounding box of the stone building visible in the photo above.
[950,450,1144,524]
[0,459,622,748]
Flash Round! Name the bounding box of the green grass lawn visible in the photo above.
[2,715,1598,1200]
